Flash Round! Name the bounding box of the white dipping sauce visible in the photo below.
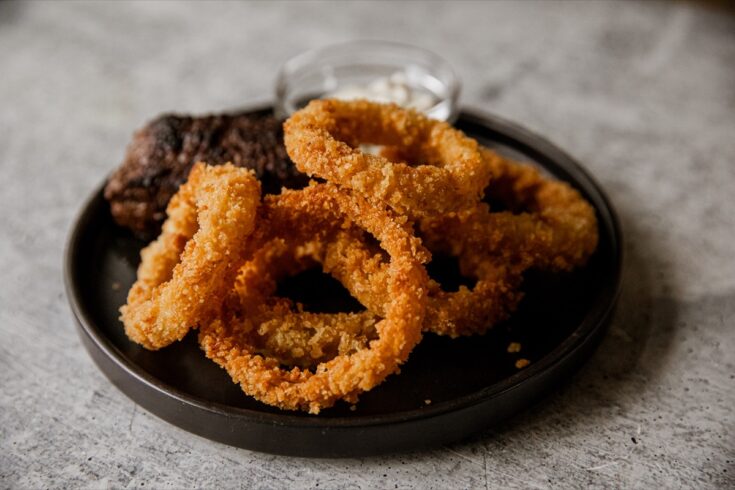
[327,72,438,114]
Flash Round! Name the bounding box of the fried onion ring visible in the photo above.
[320,226,523,337]
[121,163,261,350]
[199,183,429,413]
[420,148,599,273]
[316,147,598,337]
[283,99,490,218]
[226,220,521,343]
[231,235,378,368]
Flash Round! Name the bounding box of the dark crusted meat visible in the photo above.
[104,111,308,238]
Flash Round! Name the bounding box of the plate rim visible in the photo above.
[64,104,623,432]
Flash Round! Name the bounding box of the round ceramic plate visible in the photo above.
[64,106,622,457]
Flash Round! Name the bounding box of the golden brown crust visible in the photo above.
[198,184,430,413]
[421,148,599,273]
[119,102,600,414]
[318,147,598,337]
[120,163,261,350]
[229,233,379,368]
[319,226,524,338]
[283,99,491,218]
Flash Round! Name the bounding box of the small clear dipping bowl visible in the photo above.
[274,41,460,122]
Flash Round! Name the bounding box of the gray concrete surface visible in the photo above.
[1,1,733,488]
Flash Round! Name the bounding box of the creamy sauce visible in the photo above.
[327,72,438,114]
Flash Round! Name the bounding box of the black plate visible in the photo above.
[64,106,622,457]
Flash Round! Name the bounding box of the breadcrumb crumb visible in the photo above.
[507,342,522,353]
[515,358,531,369]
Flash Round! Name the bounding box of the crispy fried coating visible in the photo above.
[233,146,597,341]
[320,226,523,337]
[318,147,598,337]
[198,183,430,413]
[230,235,378,368]
[420,148,599,273]
[256,311,379,369]
[119,101,600,413]
[121,163,261,350]
[283,99,491,218]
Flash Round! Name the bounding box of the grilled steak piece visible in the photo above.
[104,111,308,239]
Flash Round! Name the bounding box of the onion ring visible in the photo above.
[121,163,261,350]
[317,147,598,337]
[230,234,378,369]
[320,227,523,337]
[199,183,429,413]
[283,99,491,218]
[227,220,521,343]
[420,148,599,273]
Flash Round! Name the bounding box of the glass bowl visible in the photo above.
[274,40,460,122]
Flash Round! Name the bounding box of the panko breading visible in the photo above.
[198,184,429,413]
[121,163,261,350]
[284,99,491,218]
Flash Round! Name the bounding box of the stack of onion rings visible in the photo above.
[120,99,599,413]
[290,144,598,338]
[198,183,429,413]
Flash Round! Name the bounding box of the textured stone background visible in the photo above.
[1,1,733,488]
